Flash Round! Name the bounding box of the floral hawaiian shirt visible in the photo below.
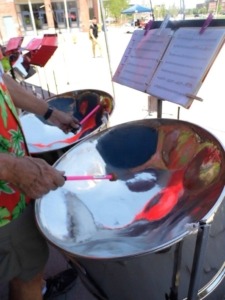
[0,63,30,227]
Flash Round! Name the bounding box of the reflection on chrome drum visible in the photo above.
[20,89,114,164]
[35,119,225,299]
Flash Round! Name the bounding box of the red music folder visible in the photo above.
[25,38,42,51]
[5,37,24,54]
[29,34,58,67]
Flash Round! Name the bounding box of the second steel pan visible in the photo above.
[20,89,114,164]
[35,119,225,299]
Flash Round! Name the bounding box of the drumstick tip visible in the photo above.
[109,173,117,181]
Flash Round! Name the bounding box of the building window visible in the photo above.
[20,3,48,30]
[20,1,78,31]
[51,1,78,28]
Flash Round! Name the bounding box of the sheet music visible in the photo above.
[146,27,225,108]
[113,26,225,108]
[113,29,173,92]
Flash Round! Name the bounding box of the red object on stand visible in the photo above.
[25,38,42,51]
[29,34,58,67]
[5,37,24,54]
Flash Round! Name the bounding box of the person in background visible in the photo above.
[89,17,102,58]
[0,48,80,300]
[135,19,141,27]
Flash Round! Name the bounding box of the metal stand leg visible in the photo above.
[157,98,163,118]
[147,95,158,115]
[166,241,184,300]
[187,221,211,300]
[70,260,108,300]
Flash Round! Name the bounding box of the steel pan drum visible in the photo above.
[20,89,114,164]
[35,119,225,299]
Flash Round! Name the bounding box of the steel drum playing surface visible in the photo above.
[20,89,114,154]
[35,119,225,259]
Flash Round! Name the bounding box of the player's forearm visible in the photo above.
[2,74,48,116]
[0,153,17,182]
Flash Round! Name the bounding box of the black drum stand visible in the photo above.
[166,221,211,300]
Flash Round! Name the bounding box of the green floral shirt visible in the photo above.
[0,63,30,227]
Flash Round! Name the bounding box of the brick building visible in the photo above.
[208,0,225,12]
[0,0,99,43]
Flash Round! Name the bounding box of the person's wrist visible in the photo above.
[43,106,54,120]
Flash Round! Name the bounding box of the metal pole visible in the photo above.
[166,241,184,300]
[187,222,211,300]
[215,0,221,18]
[43,68,51,98]
[180,0,186,20]
[36,67,45,99]
[149,0,155,20]
[28,0,37,35]
[177,107,180,120]
[53,71,58,95]
[157,99,163,118]
[63,0,70,31]
[98,0,116,100]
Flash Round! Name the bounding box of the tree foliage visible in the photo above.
[154,5,167,20]
[104,0,129,21]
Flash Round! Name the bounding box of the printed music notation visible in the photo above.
[113,28,173,92]
[113,27,225,108]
